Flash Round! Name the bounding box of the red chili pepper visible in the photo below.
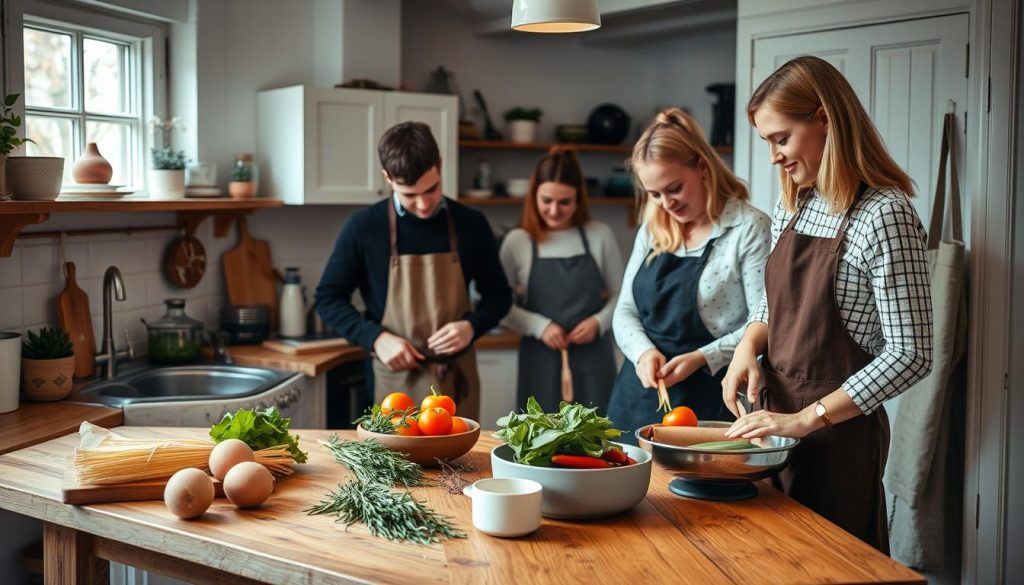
[551,454,612,469]
[625,456,637,465]
[601,448,628,465]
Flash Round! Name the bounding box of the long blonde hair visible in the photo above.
[746,55,914,214]
[631,108,749,259]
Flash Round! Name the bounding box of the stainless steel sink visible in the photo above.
[70,363,294,406]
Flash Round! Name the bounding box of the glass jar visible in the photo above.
[145,299,205,364]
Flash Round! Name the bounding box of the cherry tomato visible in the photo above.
[449,416,469,435]
[417,407,453,436]
[390,414,421,436]
[380,392,415,415]
[662,406,698,427]
[420,385,456,417]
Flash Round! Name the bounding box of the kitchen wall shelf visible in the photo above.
[458,196,636,207]
[459,140,734,156]
[0,198,283,257]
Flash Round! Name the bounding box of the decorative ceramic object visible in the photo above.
[148,169,186,199]
[7,156,65,200]
[508,120,537,144]
[21,356,75,401]
[228,181,256,199]
[72,142,113,184]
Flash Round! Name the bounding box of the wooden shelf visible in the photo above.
[0,197,284,257]
[459,140,734,156]
[459,196,636,207]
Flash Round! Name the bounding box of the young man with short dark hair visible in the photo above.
[316,122,511,419]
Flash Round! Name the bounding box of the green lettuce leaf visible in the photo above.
[209,406,308,463]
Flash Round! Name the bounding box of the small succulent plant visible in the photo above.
[22,327,73,360]
[150,147,187,170]
[504,107,543,123]
[232,163,253,182]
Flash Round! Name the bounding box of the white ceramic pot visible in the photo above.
[508,120,537,144]
[6,156,65,201]
[0,332,21,413]
[148,169,186,199]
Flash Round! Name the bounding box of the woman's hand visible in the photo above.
[373,331,425,371]
[721,340,764,417]
[725,408,818,439]
[636,348,667,389]
[659,351,706,387]
[427,320,474,355]
[539,322,568,351]
[567,317,600,346]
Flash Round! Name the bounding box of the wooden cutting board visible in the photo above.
[57,262,97,379]
[261,337,350,356]
[222,218,278,327]
[62,459,224,505]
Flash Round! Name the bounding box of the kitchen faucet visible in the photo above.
[95,266,134,379]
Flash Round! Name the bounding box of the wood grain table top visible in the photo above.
[0,427,923,585]
[0,401,122,455]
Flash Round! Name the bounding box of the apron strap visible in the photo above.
[577,224,593,256]
[387,199,399,266]
[927,112,964,249]
[698,237,718,263]
[443,204,459,262]
[782,189,815,233]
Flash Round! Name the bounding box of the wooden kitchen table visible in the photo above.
[0,428,923,585]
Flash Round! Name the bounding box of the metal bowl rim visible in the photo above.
[634,424,801,455]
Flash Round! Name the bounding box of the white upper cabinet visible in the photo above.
[258,86,457,205]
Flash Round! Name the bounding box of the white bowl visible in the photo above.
[7,157,65,200]
[490,442,652,519]
[506,178,530,198]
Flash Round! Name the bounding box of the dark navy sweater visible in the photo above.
[315,197,512,351]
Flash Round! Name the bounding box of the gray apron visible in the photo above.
[516,225,616,413]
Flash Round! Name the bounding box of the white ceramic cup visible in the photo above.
[0,332,22,413]
[463,477,542,537]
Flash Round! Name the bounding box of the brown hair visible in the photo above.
[377,121,441,185]
[746,55,914,213]
[520,146,591,242]
[631,108,749,259]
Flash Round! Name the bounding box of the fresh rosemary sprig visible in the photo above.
[320,435,428,488]
[306,479,465,545]
[352,405,417,433]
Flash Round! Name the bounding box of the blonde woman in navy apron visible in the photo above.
[723,56,933,553]
[607,109,771,441]
[500,147,625,413]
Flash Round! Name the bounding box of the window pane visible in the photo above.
[26,115,74,181]
[24,27,73,109]
[86,120,132,185]
[84,38,129,115]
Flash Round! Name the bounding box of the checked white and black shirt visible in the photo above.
[750,187,933,414]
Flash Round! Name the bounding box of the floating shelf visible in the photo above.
[459,140,734,156]
[0,197,283,257]
[458,196,636,207]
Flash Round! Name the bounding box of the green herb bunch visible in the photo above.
[21,327,73,359]
[150,147,187,170]
[0,93,35,155]
[352,404,417,434]
[494,396,623,466]
[503,106,543,122]
[318,435,426,488]
[307,479,465,545]
[210,406,308,463]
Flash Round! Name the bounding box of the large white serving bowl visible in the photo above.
[490,442,652,519]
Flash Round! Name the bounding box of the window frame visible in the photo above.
[19,0,167,190]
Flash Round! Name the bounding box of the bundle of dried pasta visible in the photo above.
[75,422,294,485]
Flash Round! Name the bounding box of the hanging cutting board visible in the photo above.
[61,459,224,505]
[222,217,278,327]
[57,262,97,380]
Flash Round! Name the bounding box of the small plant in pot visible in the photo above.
[228,153,257,199]
[148,115,187,199]
[0,93,38,199]
[21,327,75,402]
[504,107,543,144]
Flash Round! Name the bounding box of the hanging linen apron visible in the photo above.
[760,187,890,553]
[607,239,733,442]
[371,203,481,420]
[516,226,617,414]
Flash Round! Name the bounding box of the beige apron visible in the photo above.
[371,202,481,419]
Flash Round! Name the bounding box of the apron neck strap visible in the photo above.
[576,224,593,256]
[699,237,718,263]
[783,189,815,233]
[387,199,460,264]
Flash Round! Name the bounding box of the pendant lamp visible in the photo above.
[511,0,601,33]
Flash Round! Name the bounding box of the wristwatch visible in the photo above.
[814,400,833,427]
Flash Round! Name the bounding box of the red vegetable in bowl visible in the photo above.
[552,454,613,469]
[601,448,628,465]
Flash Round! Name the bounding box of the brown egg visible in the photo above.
[209,439,255,481]
[164,468,214,519]
[223,461,274,508]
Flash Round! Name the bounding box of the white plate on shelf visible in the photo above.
[185,187,223,198]
[61,183,126,192]
[57,188,136,199]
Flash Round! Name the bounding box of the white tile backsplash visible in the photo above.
[0,249,22,288]
[21,283,60,326]
[21,245,58,286]
[0,288,24,330]
[88,240,124,278]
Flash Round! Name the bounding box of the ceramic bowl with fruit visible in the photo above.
[354,388,480,466]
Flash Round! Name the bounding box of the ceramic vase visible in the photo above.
[21,356,75,401]
[508,120,537,144]
[228,181,256,199]
[72,142,113,184]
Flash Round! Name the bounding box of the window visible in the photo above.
[21,5,164,189]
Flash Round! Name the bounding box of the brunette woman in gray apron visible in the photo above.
[516,227,616,413]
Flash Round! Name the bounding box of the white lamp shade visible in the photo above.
[511,0,601,33]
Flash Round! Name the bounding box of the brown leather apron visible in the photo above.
[371,203,481,420]
[761,191,891,554]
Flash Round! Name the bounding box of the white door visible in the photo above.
[383,92,458,200]
[305,88,383,204]
[746,13,969,229]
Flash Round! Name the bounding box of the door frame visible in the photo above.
[735,0,1018,582]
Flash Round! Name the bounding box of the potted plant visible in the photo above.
[228,153,257,199]
[0,93,37,199]
[148,116,187,199]
[504,107,543,144]
[20,327,75,402]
